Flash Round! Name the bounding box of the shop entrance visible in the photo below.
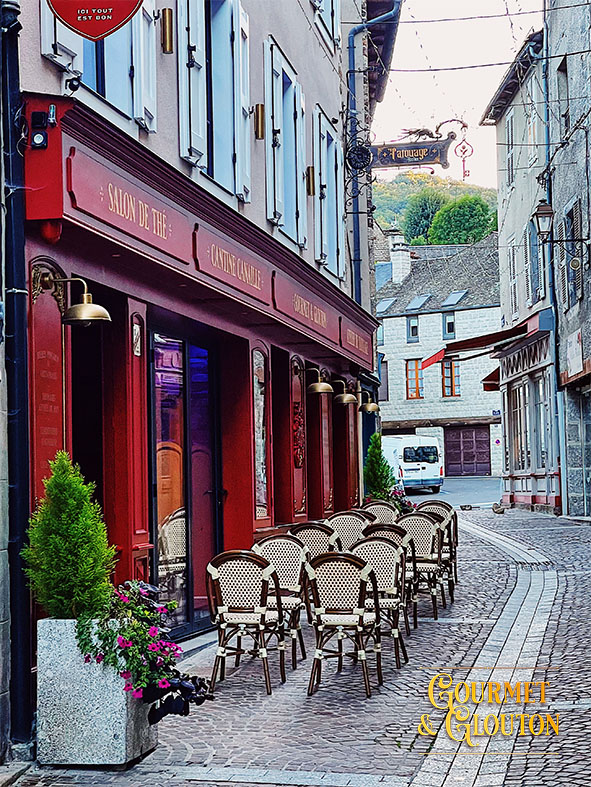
[151,334,220,635]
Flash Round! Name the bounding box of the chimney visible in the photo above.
[385,224,411,284]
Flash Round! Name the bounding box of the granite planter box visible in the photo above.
[37,618,158,766]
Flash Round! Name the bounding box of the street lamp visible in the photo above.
[532,199,554,242]
[359,391,380,413]
[332,380,357,405]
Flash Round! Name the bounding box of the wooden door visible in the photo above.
[444,426,491,476]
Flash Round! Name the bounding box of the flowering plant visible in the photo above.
[77,581,213,721]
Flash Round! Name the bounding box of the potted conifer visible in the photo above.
[363,433,415,514]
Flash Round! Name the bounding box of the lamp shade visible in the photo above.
[62,292,111,327]
[533,199,554,241]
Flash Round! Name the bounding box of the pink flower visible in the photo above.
[84,654,91,663]
[148,626,159,638]
[120,671,132,679]
[158,679,170,689]
[123,682,133,692]
[96,653,104,664]
[139,588,148,596]
[114,590,130,603]
[148,643,160,652]
[156,606,168,614]
[117,636,132,648]
[132,688,143,699]
[156,657,164,666]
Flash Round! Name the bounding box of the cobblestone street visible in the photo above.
[11,509,591,787]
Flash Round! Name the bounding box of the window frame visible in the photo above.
[442,311,456,340]
[505,109,515,188]
[378,358,389,402]
[406,315,419,343]
[441,359,460,398]
[405,359,424,400]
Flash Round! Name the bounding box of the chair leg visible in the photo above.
[454,560,458,585]
[291,631,298,670]
[297,624,307,660]
[448,578,455,603]
[337,634,343,672]
[399,627,409,663]
[235,635,242,667]
[403,604,411,636]
[413,596,418,629]
[356,632,371,698]
[430,580,438,620]
[210,655,221,693]
[308,656,319,696]
[393,629,401,669]
[279,631,287,684]
[440,578,447,608]
[375,628,383,686]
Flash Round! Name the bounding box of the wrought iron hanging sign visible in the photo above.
[45,0,144,40]
[369,131,456,170]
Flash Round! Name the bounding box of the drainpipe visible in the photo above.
[538,6,568,513]
[2,0,33,746]
[347,1,402,305]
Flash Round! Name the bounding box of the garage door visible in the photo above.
[444,426,491,476]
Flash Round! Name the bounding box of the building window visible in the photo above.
[557,56,570,136]
[566,200,583,304]
[406,315,419,343]
[524,220,543,306]
[378,359,389,401]
[526,78,537,165]
[442,312,455,339]
[502,389,510,472]
[508,237,518,319]
[510,382,530,472]
[406,360,424,400]
[41,0,157,129]
[505,109,515,187]
[314,108,345,275]
[177,0,250,199]
[264,39,307,244]
[442,360,460,397]
[532,376,548,469]
[313,0,341,47]
[376,322,384,346]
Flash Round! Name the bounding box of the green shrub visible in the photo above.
[363,432,396,500]
[22,451,116,619]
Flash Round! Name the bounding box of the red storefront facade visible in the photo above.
[24,97,377,637]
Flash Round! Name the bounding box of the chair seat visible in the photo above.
[268,595,303,611]
[320,612,376,626]
[365,597,400,610]
[416,561,442,572]
[223,610,279,625]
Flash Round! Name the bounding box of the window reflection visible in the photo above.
[253,350,268,518]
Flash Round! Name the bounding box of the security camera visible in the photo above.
[65,76,81,93]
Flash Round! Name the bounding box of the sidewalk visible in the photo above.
[13,510,591,787]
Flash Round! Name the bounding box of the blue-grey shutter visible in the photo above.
[271,45,284,225]
[233,2,251,202]
[41,3,83,70]
[313,107,324,262]
[264,39,276,221]
[104,24,133,117]
[132,0,157,132]
[177,0,207,164]
[336,139,345,276]
[295,82,307,248]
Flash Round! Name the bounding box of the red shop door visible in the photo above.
[333,401,359,511]
[306,389,334,519]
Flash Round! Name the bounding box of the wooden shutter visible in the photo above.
[509,244,518,317]
[315,112,329,263]
[295,82,308,248]
[264,40,284,223]
[557,220,569,310]
[132,0,157,132]
[523,228,532,305]
[233,2,251,202]
[573,199,584,299]
[336,139,346,277]
[41,3,83,71]
[177,0,207,164]
[313,107,323,262]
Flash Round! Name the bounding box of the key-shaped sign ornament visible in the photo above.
[46,0,144,40]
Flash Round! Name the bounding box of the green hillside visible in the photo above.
[372,173,497,229]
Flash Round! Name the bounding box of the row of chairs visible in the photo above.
[205,499,458,698]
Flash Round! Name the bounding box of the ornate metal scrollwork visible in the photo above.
[31,257,67,314]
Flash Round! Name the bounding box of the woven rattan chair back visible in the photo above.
[362,500,399,524]
[351,508,377,522]
[326,510,370,550]
[350,537,404,595]
[306,552,376,616]
[289,523,342,557]
[206,550,279,619]
[252,535,306,593]
[396,512,440,559]
[416,500,458,545]
[362,523,407,547]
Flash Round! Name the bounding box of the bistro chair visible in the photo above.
[362,500,400,524]
[362,523,415,633]
[305,553,382,698]
[326,510,370,550]
[350,537,409,669]
[416,502,457,594]
[206,550,286,695]
[397,513,445,620]
[252,534,307,669]
[289,522,342,557]
[351,508,378,522]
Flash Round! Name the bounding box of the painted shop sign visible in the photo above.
[370,133,455,170]
[193,226,272,305]
[273,274,340,343]
[66,148,194,262]
[340,316,373,365]
[46,0,143,40]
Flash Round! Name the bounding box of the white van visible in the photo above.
[382,435,443,493]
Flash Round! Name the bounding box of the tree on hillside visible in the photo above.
[402,188,449,242]
[428,195,492,245]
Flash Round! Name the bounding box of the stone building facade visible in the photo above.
[374,227,503,477]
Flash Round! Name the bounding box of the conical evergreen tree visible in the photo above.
[22,451,116,619]
[363,432,396,500]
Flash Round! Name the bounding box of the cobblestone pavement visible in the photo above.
[13,509,591,787]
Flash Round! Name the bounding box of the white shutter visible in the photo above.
[264,39,278,222]
[557,220,569,310]
[573,199,583,299]
[132,0,157,132]
[538,238,546,300]
[41,4,83,71]
[506,111,514,186]
[336,139,345,277]
[523,228,532,306]
[233,3,251,202]
[333,0,342,46]
[271,46,284,225]
[295,82,307,248]
[313,107,323,261]
[319,114,329,262]
[177,0,207,164]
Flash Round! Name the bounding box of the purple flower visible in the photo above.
[132,688,143,699]
[148,626,159,638]
[95,653,104,664]
[123,682,133,692]
[158,679,170,689]
[120,670,132,679]
[84,654,91,664]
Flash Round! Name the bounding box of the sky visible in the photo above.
[371,0,544,188]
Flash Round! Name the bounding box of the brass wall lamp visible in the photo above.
[332,380,357,405]
[359,391,380,413]
[307,368,334,394]
[39,272,111,327]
